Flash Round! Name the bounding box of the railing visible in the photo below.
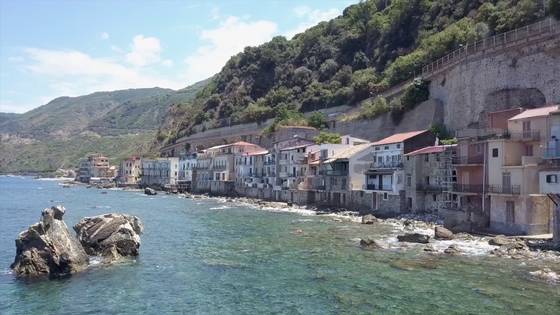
[365,184,392,191]
[453,155,484,165]
[421,18,559,77]
[544,146,560,159]
[263,160,276,165]
[416,184,444,192]
[324,170,349,176]
[369,161,403,169]
[487,185,521,195]
[509,130,541,141]
[451,183,483,193]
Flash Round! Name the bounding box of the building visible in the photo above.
[140,158,178,188]
[364,130,435,215]
[235,149,268,188]
[178,153,197,191]
[403,145,456,213]
[77,153,111,183]
[540,107,560,194]
[118,156,142,186]
[486,106,557,235]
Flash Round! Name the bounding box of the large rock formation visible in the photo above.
[74,214,143,262]
[397,233,431,244]
[10,206,89,278]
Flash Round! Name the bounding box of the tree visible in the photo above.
[318,59,339,81]
[314,131,341,144]
[307,111,328,129]
[359,96,390,119]
[400,79,430,109]
[351,68,378,101]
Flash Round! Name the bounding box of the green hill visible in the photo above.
[0,80,209,173]
[159,0,548,144]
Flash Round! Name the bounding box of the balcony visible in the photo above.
[416,184,443,192]
[453,155,483,165]
[487,185,521,195]
[263,160,276,166]
[365,184,392,191]
[509,130,541,141]
[544,147,560,159]
[369,161,403,169]
[450,183,483,194]
[324,170,349,176]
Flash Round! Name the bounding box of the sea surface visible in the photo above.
[0,176,559,314]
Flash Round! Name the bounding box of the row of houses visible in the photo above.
[177,105,559,236]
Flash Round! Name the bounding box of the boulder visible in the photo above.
[488,235,516,246]
[423,244,436,252]
[397,233,430,244]
[361,214,377,224]
[11,206,89,279]
[74,213,143,262]
[144,187,157,195]
[444,244,461,255]
[359,238,386,249]
[434,226,454,240]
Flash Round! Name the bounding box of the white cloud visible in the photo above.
[183,16,277,84]
[125,34,162,67]
[286,6,341,39]
[162,59,174,67]
[22,47,183,99]
[100,32,110,40]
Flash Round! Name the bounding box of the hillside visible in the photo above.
[159,0,549,145]
[0,80,209,173]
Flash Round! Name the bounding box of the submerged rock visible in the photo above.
[397,233,430,244]
[444,244,462,256]
[434,226,454,240]
[359,238,386,249]
[74,213,143,262]
[10,206,89,279]
[529,268,559,282]
[361,214,377,224]
[144,187,157,195]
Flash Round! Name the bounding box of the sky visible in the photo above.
[0,0,356,114]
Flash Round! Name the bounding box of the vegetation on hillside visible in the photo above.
[161,0,548,144]
[314,131,342,144]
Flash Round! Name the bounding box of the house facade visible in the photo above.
[77,153,112,183]
[118,156,142,186]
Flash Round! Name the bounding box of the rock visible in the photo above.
[359,238,386,249]
[397,233,430,244]
[144,187,157,195]
[444,244,461,255]
[488,235,514,246]
[529,268,559,282]
[361,214,377,224]
[74,213,143,262]
[423,244,436,252]
[10,206,89,279]
[434,226,454,240]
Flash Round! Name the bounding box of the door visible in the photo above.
[522,121,531,138]
[505,201,515,225]
[502,172,511,194]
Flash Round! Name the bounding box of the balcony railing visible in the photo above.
[416,184,444,192]
[324,170,349,176]
[453,155,483,165]
[365,184,392,191]
[450,183,483,193]
[544,147,560,159]
[487,185,521,195]
[509,130,541,141]
[369,161,403,169]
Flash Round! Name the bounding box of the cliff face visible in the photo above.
[430,34,560,130]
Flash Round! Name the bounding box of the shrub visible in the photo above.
[359,96,390,119]
[401,79,430,109]
[314,131,341,144]
[307,111,328,129]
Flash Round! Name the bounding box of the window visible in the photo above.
[525,145,533,156]
[375,147,380,151]
[384,146,389,150]
[383,192,388,200]
[492,148,499,158]
[396,144,401,149]
[425,154,429,162]
[432,194,437,202]
[546,174,558,184]
[341,179,347,188]
[406,175,412,187]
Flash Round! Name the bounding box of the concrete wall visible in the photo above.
[490,194,553,235]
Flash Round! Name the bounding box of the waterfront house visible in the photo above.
[118,156,142,186]
[140,158,178,188]
[540,107,560,194]
[178,153,197,192]
[364,130,435,215]
[403,145,456,213]
[486,106,557,235]
[77,153,111,183]
[192,150,212,192]
[235,148,268,188]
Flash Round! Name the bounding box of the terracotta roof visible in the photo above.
[373,130,428,145]
[324,144,372,163]
[405,144,456,157]
[509,105,559,121]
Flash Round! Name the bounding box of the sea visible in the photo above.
[0,175,559,314]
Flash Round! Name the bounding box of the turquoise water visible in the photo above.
[0,176,559,314]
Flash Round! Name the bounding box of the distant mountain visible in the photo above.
[0,79,209,173]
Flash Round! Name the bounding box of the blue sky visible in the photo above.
[0,0,355,113]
